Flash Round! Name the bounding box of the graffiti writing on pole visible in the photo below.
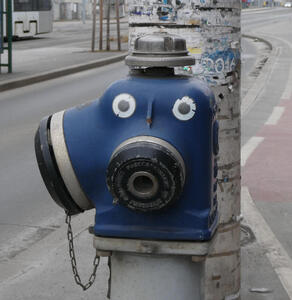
[129,0,240,85]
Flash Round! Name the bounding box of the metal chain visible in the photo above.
[65,213,100,291]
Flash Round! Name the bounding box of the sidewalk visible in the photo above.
[0,20,129,91]
[0,193,289,300]
[242,7,275,12]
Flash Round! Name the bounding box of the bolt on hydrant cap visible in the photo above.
[125,32,196,68]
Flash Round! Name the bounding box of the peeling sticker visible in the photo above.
[249,288,273,294]
[225,291,240,300]
[172,96,196,121]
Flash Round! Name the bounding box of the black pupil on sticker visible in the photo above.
[118,100,130,112]
[178,102,191,115]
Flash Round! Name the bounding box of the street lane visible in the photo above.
[242,8,292,141]
[13,21,129,50]
[242,7,292,27]
[240,8,292,298]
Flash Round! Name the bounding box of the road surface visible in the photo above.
[13,20,129,50]
[241,8,292,300]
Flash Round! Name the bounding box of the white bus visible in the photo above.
[3,0,53,38]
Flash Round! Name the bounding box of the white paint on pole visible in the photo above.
[265,106,285,125]
[242,187,292,299]
[110,253,203,300]
[224,291,240,300]
[241,136,264,167]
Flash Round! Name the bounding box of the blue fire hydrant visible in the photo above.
[35,32,219,241]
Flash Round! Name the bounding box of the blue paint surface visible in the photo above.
[63,74,218,241]
[202,48,240,74]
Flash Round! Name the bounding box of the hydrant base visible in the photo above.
[93,235,212,256]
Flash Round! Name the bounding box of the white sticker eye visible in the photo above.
[172,96,196,121]
[112,93,136,118]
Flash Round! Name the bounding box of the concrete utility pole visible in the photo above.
[126,1,241,299]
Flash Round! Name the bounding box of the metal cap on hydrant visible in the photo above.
[125,32,196,68]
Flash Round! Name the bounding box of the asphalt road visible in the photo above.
[242,7,292,287]
[13,19,129,50]
[0,8,292,298]
[240,8,292,300]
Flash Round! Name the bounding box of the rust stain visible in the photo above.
[217,222,240,233]
[188,19,201,26]
[208,249,240,258]
[212,275,221,281]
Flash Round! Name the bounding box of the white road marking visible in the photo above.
[242,8,278,15]
[241,136,264,167]
[265,106,285,125]
[281,66,292,100]
[242,187,292,299]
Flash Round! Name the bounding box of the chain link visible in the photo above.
[65,213,100,291]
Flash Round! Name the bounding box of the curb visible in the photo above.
[0,52,127,92]
[54,18,129,24]
[241,34,275,116]
[242,34,273,50]
[242,7,275,12]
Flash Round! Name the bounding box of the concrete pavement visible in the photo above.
[0,20,129,91]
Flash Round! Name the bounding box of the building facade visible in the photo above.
[52,0,92,21]
[53,0,126,21]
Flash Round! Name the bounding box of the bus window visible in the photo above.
[36,0,52,11]
[14,0,52,11]
[14,0,33,11]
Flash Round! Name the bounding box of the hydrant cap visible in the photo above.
[125,32,196,68]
